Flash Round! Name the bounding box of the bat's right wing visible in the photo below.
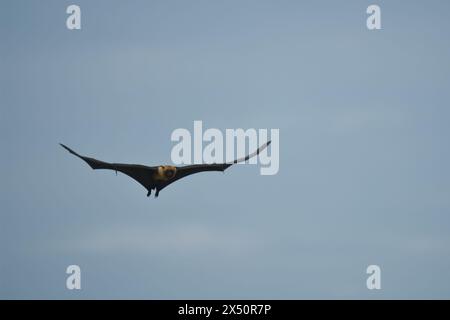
[60,143,157,192]
[157,140,271,192]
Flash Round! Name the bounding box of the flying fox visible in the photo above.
[60,142,270,197]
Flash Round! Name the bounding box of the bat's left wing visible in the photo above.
[60,143,157,194]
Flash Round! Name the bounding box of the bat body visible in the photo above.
[60,141,270,197]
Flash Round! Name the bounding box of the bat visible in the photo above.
[60,141,271,197]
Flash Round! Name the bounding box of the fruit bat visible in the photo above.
[60,141,271,197]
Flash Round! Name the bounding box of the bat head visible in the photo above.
[158,165,177,180]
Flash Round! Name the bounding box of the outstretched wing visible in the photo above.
[158,140,271,191]
[60,143,157,192]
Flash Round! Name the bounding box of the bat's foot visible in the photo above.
[155,190,159,198]
[147,190,151,197]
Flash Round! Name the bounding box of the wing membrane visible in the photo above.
[60,144,156,191]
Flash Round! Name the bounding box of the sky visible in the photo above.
[1,0,450,299]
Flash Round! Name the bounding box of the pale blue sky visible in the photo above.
[1,0,450,299]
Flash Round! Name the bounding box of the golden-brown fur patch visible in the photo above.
[153,165,177,181]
